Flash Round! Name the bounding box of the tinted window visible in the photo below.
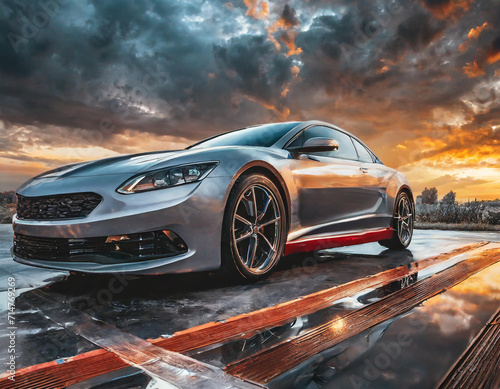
[288,126,358,160]
[189,122,299,149]
[352,138,374,163]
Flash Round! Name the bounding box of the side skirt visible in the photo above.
[284,227,394,255]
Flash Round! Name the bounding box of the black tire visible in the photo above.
[220,174,287,282]
[379,191,414,250]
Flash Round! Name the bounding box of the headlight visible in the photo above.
[117,161,219,194]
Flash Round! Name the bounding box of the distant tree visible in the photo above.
[421,187,438,204]
[0,191,16,204]
[442,190,456,205]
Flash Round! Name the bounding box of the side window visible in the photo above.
[288,126,358,160]
[352,138,374,163]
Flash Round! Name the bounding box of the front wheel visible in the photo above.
[379,191,414,250]
[221,174,287,282]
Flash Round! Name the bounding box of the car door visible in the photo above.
[287,126,372,237]
[351,137,391,228]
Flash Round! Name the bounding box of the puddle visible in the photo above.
[276,261,500,389]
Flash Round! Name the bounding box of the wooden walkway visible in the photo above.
[438,307,500,389]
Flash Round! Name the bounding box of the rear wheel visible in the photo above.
[221,174,287,282]
[379,191,414,250]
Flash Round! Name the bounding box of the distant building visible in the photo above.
[416,195,423,204]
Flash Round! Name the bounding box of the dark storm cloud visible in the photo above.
[213,34,295,112]
[0,0,498,159]
[0,0,241,138]
[280,4,300,27]
[388,12,446,55]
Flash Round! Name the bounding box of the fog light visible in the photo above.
[162,230,187,250]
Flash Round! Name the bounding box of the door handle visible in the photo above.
[360,167,369,173]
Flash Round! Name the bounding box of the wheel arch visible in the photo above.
[224,161,291,233]
[398,185,414,204]
[389,185,415,230]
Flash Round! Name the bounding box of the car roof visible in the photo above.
[271,120,365,149]
[187,120,369,151]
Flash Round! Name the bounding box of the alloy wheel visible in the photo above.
[231,184,282,275]
[395,195,413,246]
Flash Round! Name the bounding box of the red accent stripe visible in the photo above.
[284,228,393,255]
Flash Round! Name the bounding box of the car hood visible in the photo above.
[16,145,289,195]
[33,149,202,179]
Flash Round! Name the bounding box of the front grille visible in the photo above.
[13,231,188,263]
[16,193,102,220]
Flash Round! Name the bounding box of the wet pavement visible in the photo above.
[0,223,499,387]
[317,260,500,389]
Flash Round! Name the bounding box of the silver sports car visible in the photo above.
[12,120,414,280]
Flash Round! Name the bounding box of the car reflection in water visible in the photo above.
[266,272,419,389]
[187,266,419,386]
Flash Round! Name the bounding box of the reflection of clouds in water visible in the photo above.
[423,291,476,335]
[431,310,474,336]
[447,265,500,299]
[422,265,500,336]
[292,262,500,389]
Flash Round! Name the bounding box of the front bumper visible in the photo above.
[12,175,232,274]
[13,249,197,275]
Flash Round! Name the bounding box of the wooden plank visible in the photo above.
[0,242,488,389]
[224,247,500,384]
[438,308,500,389]
[1,351,125,389]
[7,289,261,389]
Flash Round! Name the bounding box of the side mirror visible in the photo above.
[289,137,339,153]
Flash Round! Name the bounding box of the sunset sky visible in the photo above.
[0,0,499,200]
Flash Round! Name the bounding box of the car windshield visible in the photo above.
[188,122,299,149]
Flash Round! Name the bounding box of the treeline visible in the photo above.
[416,201,500,225]
[0,191,16,223]
[416,187,500,228]
[0,191,16,204]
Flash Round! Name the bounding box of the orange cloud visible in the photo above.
[422,0,474,19]
[243,94,290,119]
[280,65,301,97]
[244,0,269,20]
[279,30,303,56]
[463,61,485,78]
[377,65,390,74]
[467,22,489,39]
[487,47,500,64]
[377,119,500,201]
[267,6,302,56]
[459,22,489,52]
[0,158,49,177]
